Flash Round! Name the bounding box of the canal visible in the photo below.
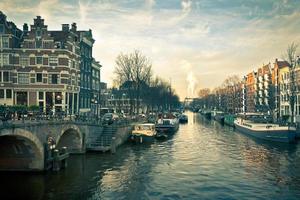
[1,112,300,200]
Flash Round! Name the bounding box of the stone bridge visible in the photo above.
[0,121,104,171]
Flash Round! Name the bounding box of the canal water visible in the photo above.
[1,112,300,200]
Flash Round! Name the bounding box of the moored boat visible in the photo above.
[155,113,179,133]
[224,114,236,127]
[130,123,157,143]
[179,114,188,123]
[234,113,296,143]
[203,110,212,119]
[155,131,168,140]
[212,110,225,124]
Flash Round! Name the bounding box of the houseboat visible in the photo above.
[156,113,179,133]
[131,123,157,143]
[234,113,296,143]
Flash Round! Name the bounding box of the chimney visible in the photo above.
[23,23,28,33]
[71,23,77,31]
[62,24,69,32]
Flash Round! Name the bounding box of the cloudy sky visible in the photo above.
[1,0,300,99]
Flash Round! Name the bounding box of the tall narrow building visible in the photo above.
[245,71,256,113]
[77,30,95,114]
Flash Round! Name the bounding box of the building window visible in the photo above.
[36,73,43,82]
[3,71,9,82]
[58,57,68,66]
[0,24,4,34]
[30,56,35,65]
[0,53,10,65]
[43,57,48,65]
[2,36,9,48]
[36,39,42,48]
[39,92,43,100]
[49,56,58,65]
[0,89,4,98]
[26,41,35,49]
[51,74,58,84]
[18,73,29,84]
[20,56,29,66]
[36,56,43,65]
[36,30,41,37]
[43,41,52,49]
[6,89,12,98]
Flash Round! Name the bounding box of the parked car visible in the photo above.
[102,113,119,125]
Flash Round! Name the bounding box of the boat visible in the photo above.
[234,113,296,143]
[179,114,188,123]
[130,123,157,143]
[147,113,157,123]
[155,130,168,140]
[224,114,236,127]
[155,113,179,133]
[212,110,225,124]
[202,110,212,119]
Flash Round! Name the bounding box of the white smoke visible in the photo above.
[187,71,198,98]
[79,0,90,25]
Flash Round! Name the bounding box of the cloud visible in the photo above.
[1,0,300,99]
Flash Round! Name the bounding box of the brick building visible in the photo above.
[245,71,256,113]
[0,12,102,116]
[255,63,274,113]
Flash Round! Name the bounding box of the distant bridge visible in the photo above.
[183,97,199,108]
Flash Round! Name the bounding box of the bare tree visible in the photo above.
[222,75,240,88]
[283,42,298,124]
[220,75,241,113]
[114,50,152,114]
[131,50,152,114]
[198,88,210,98]
[114,53,133,85]
[283,42,298,65]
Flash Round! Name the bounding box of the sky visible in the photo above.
[1,0,300,100]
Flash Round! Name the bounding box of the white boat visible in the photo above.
[155,113,179,134]
[130,123,157,143]
[234,114,296,143]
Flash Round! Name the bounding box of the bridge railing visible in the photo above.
[0,116,132,130]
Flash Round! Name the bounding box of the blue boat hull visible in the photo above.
[235,123,296,143]
[179,119,188,123]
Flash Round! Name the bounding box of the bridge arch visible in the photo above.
[0,129,44,171]
[56,125,83,153]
